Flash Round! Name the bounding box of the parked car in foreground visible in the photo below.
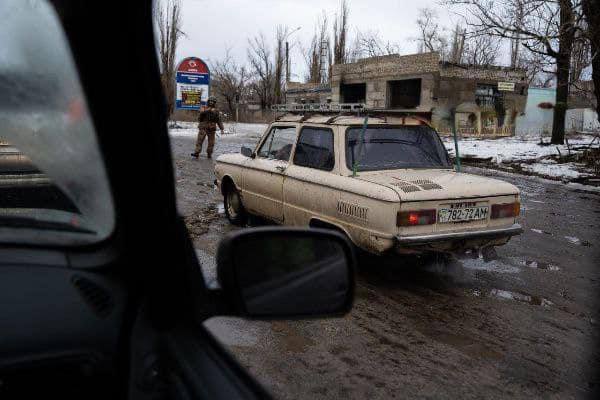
[214,112,523,255]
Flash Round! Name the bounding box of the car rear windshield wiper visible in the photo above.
[0,215,95,234]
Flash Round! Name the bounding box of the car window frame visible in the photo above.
[292,126,336,172]
[342,124,453,172]
[255,124,297,162]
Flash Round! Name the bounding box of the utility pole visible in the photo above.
[320,38,328,84]
[282,26,301,103]
[286,41,290,83]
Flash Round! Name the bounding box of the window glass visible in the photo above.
[256,126,296,161]
[293,127,335,171]
[346,126,451,171]
[0,0,114,245]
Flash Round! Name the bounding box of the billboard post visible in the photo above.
[175,57,210,111]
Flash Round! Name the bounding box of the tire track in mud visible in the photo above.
[353,263,593,398]
[183,203,222,239]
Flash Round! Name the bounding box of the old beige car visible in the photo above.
[214,113,522,255]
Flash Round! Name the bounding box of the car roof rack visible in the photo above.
[271,103,367,114]
[271,103,433,125]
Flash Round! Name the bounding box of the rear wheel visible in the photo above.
[224,184,247,226]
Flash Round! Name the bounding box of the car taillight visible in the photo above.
[397,209,437,226]
[491,202,520,219]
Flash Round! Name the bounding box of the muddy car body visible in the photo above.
[214,113,522,255]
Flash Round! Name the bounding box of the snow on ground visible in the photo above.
[442,134,598,181]
[519,162,591,179]
[168,121,266,138]
[442,135,597,163]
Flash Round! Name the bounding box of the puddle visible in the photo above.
[518,259,560,271]
[460,257,520,274]
[531,228,552,235]
[565,235,580,245]
[216,202,225,214]
[564,236,591,246]
[487,289,553,307]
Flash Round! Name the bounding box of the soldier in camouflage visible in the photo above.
[191,96,224,159]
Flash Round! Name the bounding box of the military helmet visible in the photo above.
[207,96,217,107]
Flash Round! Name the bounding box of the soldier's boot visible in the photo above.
[191,152,199,158]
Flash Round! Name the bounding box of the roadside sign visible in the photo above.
[497,82,515,92]
[175,57,210,110]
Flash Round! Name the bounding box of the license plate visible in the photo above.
[438,205,489,223]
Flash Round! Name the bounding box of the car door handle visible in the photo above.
[275,166,286,173]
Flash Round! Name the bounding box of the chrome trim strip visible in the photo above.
[396,223,523,245]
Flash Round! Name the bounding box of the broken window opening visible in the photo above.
[388,79,421,109]
[340,83,366,104]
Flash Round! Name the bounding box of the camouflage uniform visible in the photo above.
[194,107,224,158]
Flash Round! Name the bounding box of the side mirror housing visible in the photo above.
[241,146,254,158]
[216,227,355,319]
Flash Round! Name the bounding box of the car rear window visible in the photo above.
[345,126,451,171]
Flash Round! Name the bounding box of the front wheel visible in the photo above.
[224,185,247,226]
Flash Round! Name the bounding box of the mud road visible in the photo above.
[170,123,600,399]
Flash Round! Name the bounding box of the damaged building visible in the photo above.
[286,52,529,136]
[284,81,332,105]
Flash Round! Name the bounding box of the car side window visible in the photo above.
[256,126,296,161]
[293,127,335,171]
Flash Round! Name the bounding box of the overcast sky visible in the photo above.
[174,0,467,79]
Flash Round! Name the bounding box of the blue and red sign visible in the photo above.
[175,57,210,110]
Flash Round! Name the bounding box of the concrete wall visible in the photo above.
[515,87,600,136]
[284,82,332,104]
[285,90,331,104]
[440,63,528,82]
[331,52,440,83]
[433,77,528,134]
[330,52,440,109]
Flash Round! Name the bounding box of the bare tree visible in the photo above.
[582,0,599,120]
[447,0,581,144]
[303,14,330,83]
[333,0,350,64]
[519,50,555,86]
[415,8,449,59]
[351,29,400,60]
[463,34,501,65]
[154,0,184,116]
[211,50,248,118]
[570,22,591,85]
[247,33,274,109]
[449,24,467,63]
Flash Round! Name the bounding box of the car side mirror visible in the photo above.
[241,146,255,158]
[216,227,355,318]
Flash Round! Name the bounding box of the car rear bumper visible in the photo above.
[395,223,523,247]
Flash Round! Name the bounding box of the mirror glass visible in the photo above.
[231,234,351,316]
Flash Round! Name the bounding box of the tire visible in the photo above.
[223,184,247,226]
